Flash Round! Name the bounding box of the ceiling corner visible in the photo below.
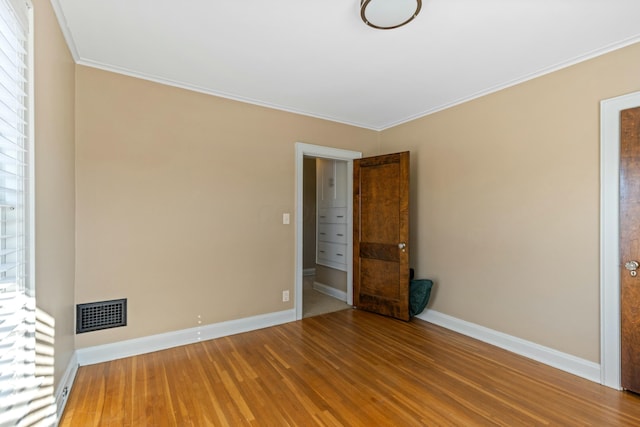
[48,0,80,62]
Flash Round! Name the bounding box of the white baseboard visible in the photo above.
[416,310,601,384]
[56,351,78,421]
[77,309,296,366]
[303,268,316,276]
[313,281,347,302]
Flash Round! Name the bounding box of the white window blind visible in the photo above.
[0,0,52,425]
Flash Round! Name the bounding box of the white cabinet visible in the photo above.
[317,158,347,208]
[318,241,347,266]
[316,159,348,271]
[317,207,347,224]
[318,223,347,245]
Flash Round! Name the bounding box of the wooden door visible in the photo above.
[621,106,640,393]
[353,152,410,321]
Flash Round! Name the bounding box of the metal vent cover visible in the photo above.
[76,298,127,334]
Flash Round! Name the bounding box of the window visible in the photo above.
[0,0,52,425]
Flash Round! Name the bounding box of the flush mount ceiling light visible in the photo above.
[360,0,422,30]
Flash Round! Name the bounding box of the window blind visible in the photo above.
[0,0,53,425]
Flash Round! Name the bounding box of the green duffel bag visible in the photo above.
[410,279,433,317]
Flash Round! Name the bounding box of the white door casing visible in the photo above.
[600,90,640,389]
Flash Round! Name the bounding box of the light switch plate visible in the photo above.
[283,213,290,225]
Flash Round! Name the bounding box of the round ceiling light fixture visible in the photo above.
[360,0,422,30]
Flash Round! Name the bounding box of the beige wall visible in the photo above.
[74,66,379,348]
[381,42,640,362]
[33,0,76,389]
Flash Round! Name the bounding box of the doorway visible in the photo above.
[294,143,362,320]
[302,157,350,318]
[601,90,640,389]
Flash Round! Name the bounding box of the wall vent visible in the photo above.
[76,298,127,334]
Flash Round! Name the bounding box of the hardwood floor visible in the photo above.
[60,309,640,426]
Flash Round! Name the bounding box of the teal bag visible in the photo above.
[410,279,433,317]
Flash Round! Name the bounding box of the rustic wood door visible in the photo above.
[621,106,640,393]
[353,151,410,321]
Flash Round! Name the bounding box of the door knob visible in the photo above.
[398,242,406,252]
[625,260,639,277]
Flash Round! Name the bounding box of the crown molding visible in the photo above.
[48,0,79,61]
[75,57,381,131]
[46,3,640,132]
[379,36,640,130]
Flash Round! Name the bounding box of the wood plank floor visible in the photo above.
[60,309,640,426]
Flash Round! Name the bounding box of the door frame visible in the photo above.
[600,90,640,390]
[294,142,362,320]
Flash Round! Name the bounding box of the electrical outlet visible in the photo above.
[282,290,290,302]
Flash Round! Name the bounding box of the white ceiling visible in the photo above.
[52,0,640,130]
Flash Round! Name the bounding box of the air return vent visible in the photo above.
[76,298,127,334]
